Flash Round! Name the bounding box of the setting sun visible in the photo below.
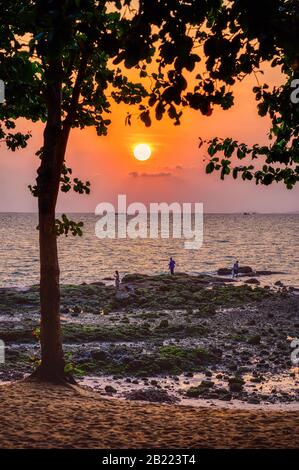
[133,143,152,161]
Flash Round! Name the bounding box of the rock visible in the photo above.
[91,350,107,361]
[244,278,260,285]
[275,281,284,287]
[73,305,82,314]
[157,319,169,329]
[61,306,70,314]
[256,270,285,276]
[248,397,260,404]
[125,388,178,404]
[217,268,232,276]
[217,266,253,276]
[228,376,245,392]
[239,266,254,274]
[115,291,130,300]
[185,371,194,378]
[219,393,232,401]
[247,335,261,345]
[200,380,214,388]
[105,385,117,394]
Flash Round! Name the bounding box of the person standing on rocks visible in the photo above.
[114,270,120,289]
[232,260,239,278]
[168,257,176,275]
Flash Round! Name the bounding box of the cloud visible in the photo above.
[160,165,184,172]
[129,171,172,178]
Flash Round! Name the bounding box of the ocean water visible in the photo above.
[0,213,298,288]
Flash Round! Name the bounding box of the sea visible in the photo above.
[0,213,298,289]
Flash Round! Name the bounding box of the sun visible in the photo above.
[133,143,152,161]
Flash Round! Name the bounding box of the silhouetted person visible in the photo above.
[232,260,239,278]
[169,257,176,275]
[114,270,120,289]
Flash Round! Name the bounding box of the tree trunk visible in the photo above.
[31,59,74,384]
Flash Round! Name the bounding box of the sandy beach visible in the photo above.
[0,380,298,449]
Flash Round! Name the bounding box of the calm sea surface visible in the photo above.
[0,213,298,288]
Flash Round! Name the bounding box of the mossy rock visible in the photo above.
[228,376,245,392]
[247,334,261,345]
[157,319,169,329]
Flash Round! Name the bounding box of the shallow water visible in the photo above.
[0,213,298,288]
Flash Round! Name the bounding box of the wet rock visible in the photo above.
[247,334,261,345]
[61,306,70,314]
[200,380,214,388]
[150,379,158,386]
[217,268,232,276]
[71,312,79,317]
[248,397,260,404]
[91,350,107,361]
[73,306,82,314]
[125,388,178,404]
[228,376,245,392]
[157,319,169,329]
[217,266,253,276]
[256,270,285,276]
[185,371,194,378]
[250,375,264,383]
[244,278,260,285]
[105,385,117,394]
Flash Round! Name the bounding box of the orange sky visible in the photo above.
[0,63,298,213]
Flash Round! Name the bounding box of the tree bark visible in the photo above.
[32,59,73,384]
[30,44,89,383]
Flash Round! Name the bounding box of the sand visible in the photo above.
[0,381,298,448]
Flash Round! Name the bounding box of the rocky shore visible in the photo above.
[0,272,298,407]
